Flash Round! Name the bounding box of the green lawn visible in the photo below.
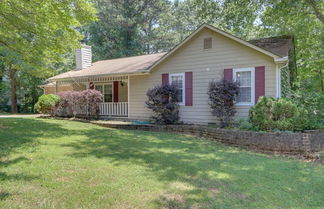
[0,118,323,209]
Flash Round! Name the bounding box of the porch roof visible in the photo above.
[48,52,166,81]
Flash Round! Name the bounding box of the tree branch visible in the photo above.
[306,0,324,24]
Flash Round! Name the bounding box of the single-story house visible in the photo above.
[43,24,293,124]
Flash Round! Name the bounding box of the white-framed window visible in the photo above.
[169,73,185,105]
[233,68,255,105]
[95,83,113,102]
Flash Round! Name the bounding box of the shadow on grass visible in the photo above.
[62,126,324,208]
[0,118,76,199]
[1,118,323,208]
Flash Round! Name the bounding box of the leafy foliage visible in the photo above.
[34,94,60,115]
[249,96,309,131]
[146,84,180,124]
[291,90,324,129]
[236,118,254,131]
[207,79,239,128]
[56,90,103,118]
[82,0,174,61]
[0,0,96,113]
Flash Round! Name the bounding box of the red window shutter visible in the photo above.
[161,73,169,103]
[185,72,193,106]
[224,68,233,81]
[162,73,169,85]
[255,66,265,103]
[113,81,119,102]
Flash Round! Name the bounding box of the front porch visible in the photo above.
[54,75,130,117]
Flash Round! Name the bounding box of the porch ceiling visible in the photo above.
[56,75,129,85]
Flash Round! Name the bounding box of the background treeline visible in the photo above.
[0,0,323,113]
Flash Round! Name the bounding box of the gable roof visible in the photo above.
[48,24,289,81]
[48,53,166,81]
[146,24,284,72]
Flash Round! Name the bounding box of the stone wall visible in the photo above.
[92,122,324,154]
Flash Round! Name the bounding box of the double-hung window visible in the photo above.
[95,84,113,102]
[169,73,185,105]
[233,68,255,105]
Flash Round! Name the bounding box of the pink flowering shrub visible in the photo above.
[55,89,103,118]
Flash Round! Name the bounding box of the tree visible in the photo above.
[82,0,173,61]
[0,0,96,113]
[191,0,324,92]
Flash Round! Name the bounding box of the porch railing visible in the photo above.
[98,102,128,117]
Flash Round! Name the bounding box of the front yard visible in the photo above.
[0,118,323,208]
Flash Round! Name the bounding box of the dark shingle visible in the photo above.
[249,35,293,57]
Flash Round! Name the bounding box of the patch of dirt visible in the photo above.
[0,124,8,129]
[208,187,220,195]
[54,176,70,182]
[159,193,188,209]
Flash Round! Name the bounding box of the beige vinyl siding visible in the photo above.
[129,28,277,124]
[43,86,56,95]
[72,83,87,91]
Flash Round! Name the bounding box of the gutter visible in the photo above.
[47,71,151,82]
[274,56,288,64]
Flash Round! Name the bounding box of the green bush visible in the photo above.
[236,118,254,131]
[249,96,308,131]
[291,90,324,129]
[34,94,60,115]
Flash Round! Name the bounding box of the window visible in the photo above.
[95,83,113,102]
[204,37,212,49]
[233,68,255,105]
[169,73,185,105]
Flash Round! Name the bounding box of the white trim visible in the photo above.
[127,76,130,118]
[169,73,185,105]
[275,64,281,98]
[94,83,113,103]
[233,67,255,106]
[274,56,288,64]
[147,24,281,72]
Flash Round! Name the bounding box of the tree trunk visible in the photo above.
[319,68,324,92]
[9,64,18,113]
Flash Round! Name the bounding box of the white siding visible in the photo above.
[75,46,92,70]
[129,28,277,124]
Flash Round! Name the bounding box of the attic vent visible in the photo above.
[204,37,212,49]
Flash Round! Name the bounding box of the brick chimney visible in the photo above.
[75,45,92,70]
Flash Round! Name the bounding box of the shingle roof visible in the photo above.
[48,25,292,81]
[248,35,293,57]
[48,52,166,81]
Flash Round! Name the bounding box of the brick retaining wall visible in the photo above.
[92,122,324,154]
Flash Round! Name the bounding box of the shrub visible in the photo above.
[236,118,254,131]
[291,90,324,129]
[207,79,239,128]
[55,89,102,118]
[249,96,308,131]
[146,84,180,124]
[34,94,60,115]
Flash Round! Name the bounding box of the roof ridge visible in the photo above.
[95,52,167,63]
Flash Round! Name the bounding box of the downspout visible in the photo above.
[274,57,289,98]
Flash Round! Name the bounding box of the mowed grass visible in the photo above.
[0,118,323,209]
